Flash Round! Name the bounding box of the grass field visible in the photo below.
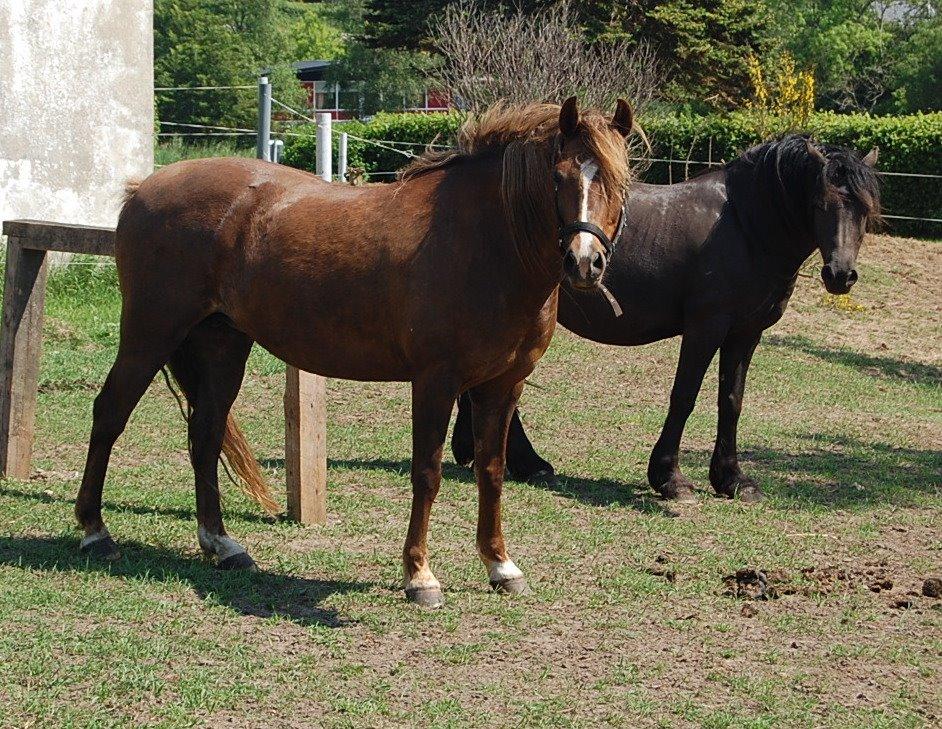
[0,234,939,728]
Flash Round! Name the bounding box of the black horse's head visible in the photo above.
[804,140,881,294]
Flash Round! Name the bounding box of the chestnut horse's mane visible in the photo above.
[401,102,631,258]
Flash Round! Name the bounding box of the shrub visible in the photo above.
[283,110,941,237]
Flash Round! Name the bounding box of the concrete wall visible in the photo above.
[0,0,153,229]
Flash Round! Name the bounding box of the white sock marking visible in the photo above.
[198,526,247,562]
[488,559,524,583]
[80,527,111,549]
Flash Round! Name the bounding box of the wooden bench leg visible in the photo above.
[284,366,327,524]
[0,238,48,479]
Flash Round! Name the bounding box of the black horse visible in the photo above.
[453,135,881,502]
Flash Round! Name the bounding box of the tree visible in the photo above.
[430,1,662,114]
[154,0,302,128]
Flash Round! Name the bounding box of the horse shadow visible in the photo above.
[766,334,942,387]
[0,534,368,628]
[325,457,676,515]
[0,484,276,525]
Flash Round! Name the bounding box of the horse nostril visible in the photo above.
[590,250,605,275]
[563,250,578,275]
[847,269,858,285]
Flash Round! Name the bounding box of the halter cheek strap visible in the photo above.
[557,207,626,258]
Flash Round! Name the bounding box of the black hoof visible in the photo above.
[524,468,556,486]
[714,475,764,503]
[405,586,444,609]
[490,576,531,595]
[654,477,698,503]
[217,552,258,571]
[80,535,121,561]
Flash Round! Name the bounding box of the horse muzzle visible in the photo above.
[821,263,858,294]
[563,248,606,289]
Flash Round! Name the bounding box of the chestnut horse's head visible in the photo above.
[401,98,634,291]
[552,96,634,289]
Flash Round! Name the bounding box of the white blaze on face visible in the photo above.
[577,158,600,258]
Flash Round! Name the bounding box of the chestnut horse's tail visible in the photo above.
[164,358,281,516]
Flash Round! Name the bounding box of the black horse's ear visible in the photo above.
[612,98,634,138]
[805,139,827,166]
[560,96,579,138]
[862,147,879,167]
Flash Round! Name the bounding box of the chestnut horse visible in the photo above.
[74,98,634,607]
[452,136,881,502]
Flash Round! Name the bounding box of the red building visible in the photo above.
[293,60,450,119]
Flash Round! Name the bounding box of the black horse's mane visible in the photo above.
[727,134,882,228]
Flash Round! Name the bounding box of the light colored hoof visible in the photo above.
[405,586,445,609]
[491,576,531,595]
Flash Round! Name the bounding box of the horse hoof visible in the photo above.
[736,482,764,503]
[80,535,121,561]
[490,576,531,595]
[217,552,258,571]
[524,468,557,486]
[656,479,698,503]
[405,586,445,609]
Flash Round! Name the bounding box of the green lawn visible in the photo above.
[0,235,939,728]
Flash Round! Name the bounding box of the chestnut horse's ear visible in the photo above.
[862,147,879,167]
[805,139,827,166]
[612,98,634,138]
[560,96,579,138]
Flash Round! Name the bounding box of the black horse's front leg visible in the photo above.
[648,318,729,502]
[452,392,555,483]
[709,332,763,502]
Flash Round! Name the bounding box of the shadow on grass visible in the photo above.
[0,535,368,628]
[766,334,942,387]
[0,484,276,525]
[323,457,675,515]
[730,433,941,509]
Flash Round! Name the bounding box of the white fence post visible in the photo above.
[338,132,348,182]
[316,112,332,182]
[256,76,272,161]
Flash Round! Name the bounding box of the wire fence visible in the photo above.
[153,91,941,227]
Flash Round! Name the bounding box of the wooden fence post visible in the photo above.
[284,366,327,524]
[0,237,48,478]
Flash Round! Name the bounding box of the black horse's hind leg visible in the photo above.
[452,392,555,483]
[647,319,728,502]
[451,392,475,467]
[168,316,255,570]
[710,331,763,502]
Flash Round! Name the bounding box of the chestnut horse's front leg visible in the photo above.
[470,378,529,595]
[403,374,459,608]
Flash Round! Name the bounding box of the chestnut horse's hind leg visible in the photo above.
[75,343,183,559]
[168,317,256,569]
[403,374,459,608]
[709,331,763,502]
[470,378,529,595]
[647,318,729,502]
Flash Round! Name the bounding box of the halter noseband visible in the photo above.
[552,154,627,258]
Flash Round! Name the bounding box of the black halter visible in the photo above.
[553,172,626,258]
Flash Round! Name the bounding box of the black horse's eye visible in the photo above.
[553,170,564,185]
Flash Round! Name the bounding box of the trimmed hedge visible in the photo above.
[283,110,942,237]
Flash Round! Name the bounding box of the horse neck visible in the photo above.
[447,153,563,305]
[727,163,817,278]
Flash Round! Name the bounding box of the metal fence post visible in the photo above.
[269,139,284,164]
[316,112,332,182]
[256,76,272,161]
[338,132,348,182]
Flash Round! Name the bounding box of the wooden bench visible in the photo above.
[0,219,326,523]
